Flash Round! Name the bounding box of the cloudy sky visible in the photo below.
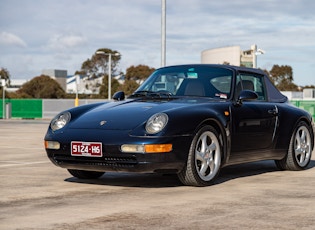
[0,0,314,86]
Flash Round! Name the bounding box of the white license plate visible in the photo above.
[71,141,102,157]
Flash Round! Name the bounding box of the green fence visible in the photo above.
[0,99,314,120]
[291,100,315,119]
[0,99,42,119]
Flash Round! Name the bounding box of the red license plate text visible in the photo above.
[71,141,102,157]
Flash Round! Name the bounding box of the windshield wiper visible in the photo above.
[130,90,173,99]
[130,90,154,98]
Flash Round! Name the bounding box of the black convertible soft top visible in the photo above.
[230,65,288,103]
[154,64,288,103]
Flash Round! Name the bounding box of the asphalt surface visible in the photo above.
[1,119,315,230]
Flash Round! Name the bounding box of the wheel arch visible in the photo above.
[295,117,315,151]
[276,105,314,152]
[285,116,314,152]
[275,117,314,170]
[194,118,230,166]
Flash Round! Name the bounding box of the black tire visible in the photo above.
[67,169,105,179]
[274,159,286,171]
[275,121,313,171]
[178,125,222,186]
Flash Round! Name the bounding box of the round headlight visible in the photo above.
[50,112,71,131]
[145,113,168,134]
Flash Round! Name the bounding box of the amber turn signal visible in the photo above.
[144,144,173,153]
[121,144,172,153]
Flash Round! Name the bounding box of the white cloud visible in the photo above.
[0,0,315,86]
[47,34,87,51]
[0,31,27,47]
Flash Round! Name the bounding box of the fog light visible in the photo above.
[121,144,145,153]
[45,141,60,150]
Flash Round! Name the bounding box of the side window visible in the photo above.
[236,74,266,101]
[210,75,232,99]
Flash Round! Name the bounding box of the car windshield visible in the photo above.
[131,65,233,99]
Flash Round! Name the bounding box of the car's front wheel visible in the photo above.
[67,169,105,179]
[275,121,313,170]
[178,125,222,186]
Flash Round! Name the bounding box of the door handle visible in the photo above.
[268,108,278,116]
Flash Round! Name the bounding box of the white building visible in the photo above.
[66,75,103,94]
[303,88,315,99]
[42,69,67,91]
[281,91,303,100]
[201,44,262,68]
[6,79,28,92]
[66,74,126,94]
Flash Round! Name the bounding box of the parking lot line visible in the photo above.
[0,161,48,167]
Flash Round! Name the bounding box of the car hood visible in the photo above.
[68,98,211,130]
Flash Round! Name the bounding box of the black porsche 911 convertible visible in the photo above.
[44,64,314,186]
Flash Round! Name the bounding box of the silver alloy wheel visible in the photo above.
[194,130,221,181]
[294,125,312,167]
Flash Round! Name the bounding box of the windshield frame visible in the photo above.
[131,65,234,100]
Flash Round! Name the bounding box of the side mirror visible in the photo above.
[112,91,125,101]
[236,90,258,105]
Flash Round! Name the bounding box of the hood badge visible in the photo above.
[100,120,107,126]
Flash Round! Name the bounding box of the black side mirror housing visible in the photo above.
[236,90,258,105]
[112,91,125,101]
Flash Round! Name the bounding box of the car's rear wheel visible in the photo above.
[275,121,313,170]
[67,169,105,179]
[178,125,222,186]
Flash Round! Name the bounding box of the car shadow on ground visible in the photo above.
[65,160,315,188]
[215,159,314,185]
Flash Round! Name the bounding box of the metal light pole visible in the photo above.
[251,44,257,68]
[108,54,112,100]
[95,51,120,100]
[161,0,166,67]
[1,79,5,119]
[251,44,265,68]
[74,75,79,107]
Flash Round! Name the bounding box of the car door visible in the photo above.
[230,73,278,157]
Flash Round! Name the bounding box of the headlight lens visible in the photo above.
[145,113,168,134]
[50,112,71,131]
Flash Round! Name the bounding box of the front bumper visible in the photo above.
[45,128,192,174]
[46,150,185,174]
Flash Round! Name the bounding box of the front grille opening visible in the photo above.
[53,154,138,168]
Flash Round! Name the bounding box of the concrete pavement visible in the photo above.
[1,119,315,230]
